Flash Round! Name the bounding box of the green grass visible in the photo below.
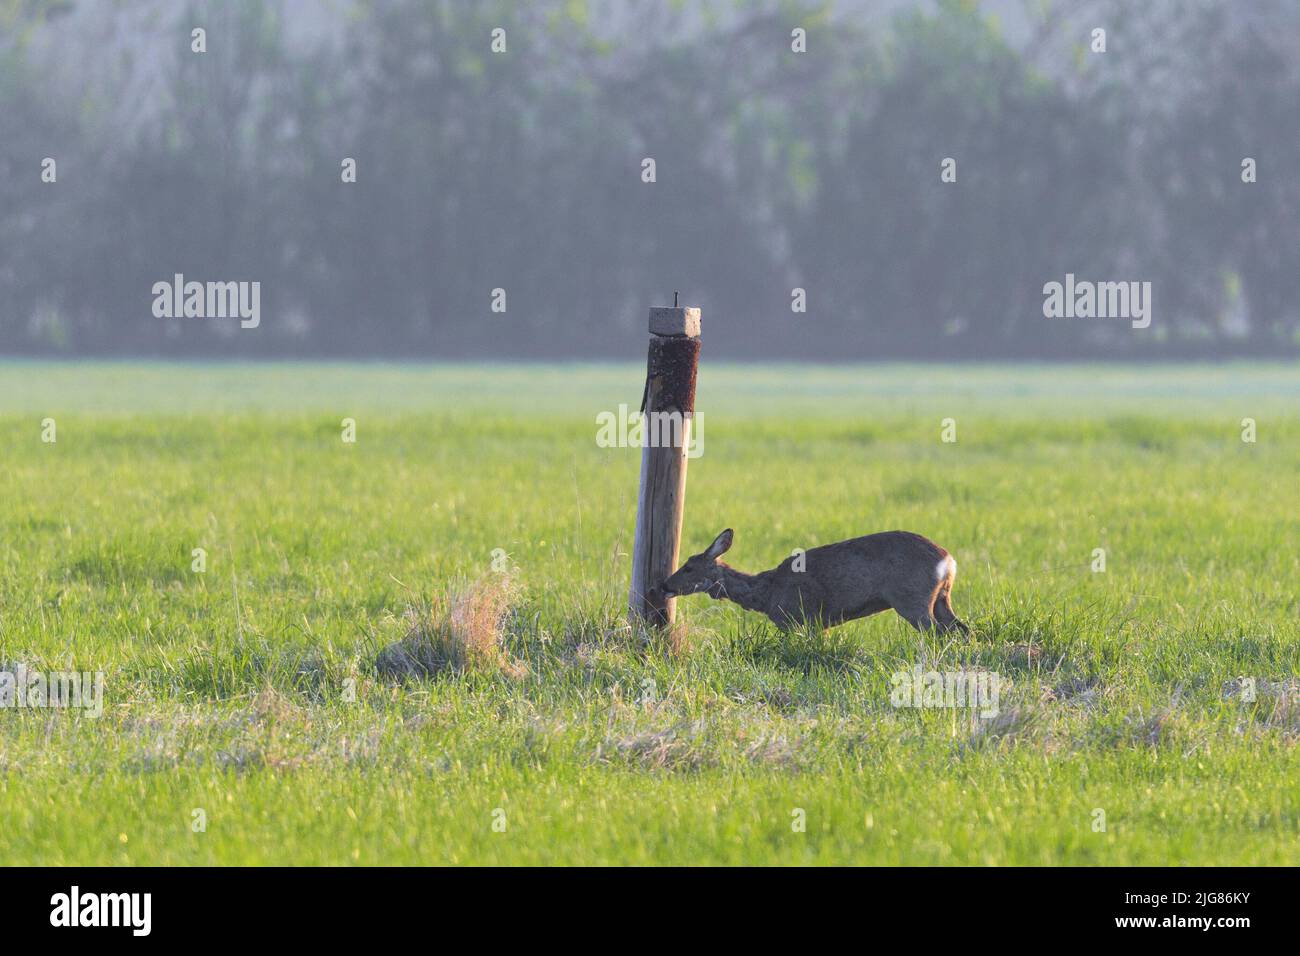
[1,361,1297,865]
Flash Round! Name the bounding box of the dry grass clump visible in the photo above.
[1041,676,1102,708]
[594,720,803,772]
[965,704,1036,750]
[1222,676,1300,703]
[1222,677,1300,736]
[1006,643,1042,667]
[599,721,711,772]
[644,619,700,658]
[616,617,702,659]
[376,575,526,680]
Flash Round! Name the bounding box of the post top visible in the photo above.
[649,306,701,338]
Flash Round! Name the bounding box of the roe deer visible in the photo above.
[657,528,969,634]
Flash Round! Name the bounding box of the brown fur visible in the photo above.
[659,528,968,634]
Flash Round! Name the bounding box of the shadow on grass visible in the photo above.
[721,622,867,675]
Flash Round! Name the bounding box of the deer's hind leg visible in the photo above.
[932,564,970,636]
[890,583,943,633]
[932,587,969,636]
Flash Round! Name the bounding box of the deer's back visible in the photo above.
[765,531,949,625]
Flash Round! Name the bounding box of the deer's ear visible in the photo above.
[706,528,734,559]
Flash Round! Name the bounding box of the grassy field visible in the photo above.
[1,361,1297,865]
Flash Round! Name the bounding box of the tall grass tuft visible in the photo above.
[376,575,526,680]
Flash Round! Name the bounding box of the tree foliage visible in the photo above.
[3,0,1297,358]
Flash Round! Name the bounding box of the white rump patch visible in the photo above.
[935,555,955,582]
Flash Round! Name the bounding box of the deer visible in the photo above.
[656,528,969,634]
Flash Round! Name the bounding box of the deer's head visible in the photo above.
[660,529,733,599]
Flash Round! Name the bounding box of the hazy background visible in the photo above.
[2,0,1298,360]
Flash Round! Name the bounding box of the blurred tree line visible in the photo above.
[2,0,1298,359]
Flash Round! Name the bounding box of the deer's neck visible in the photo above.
[717,564,771,615]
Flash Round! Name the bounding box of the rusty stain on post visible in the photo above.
[629,304,701,627]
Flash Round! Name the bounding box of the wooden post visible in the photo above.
[628,303,701,626]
